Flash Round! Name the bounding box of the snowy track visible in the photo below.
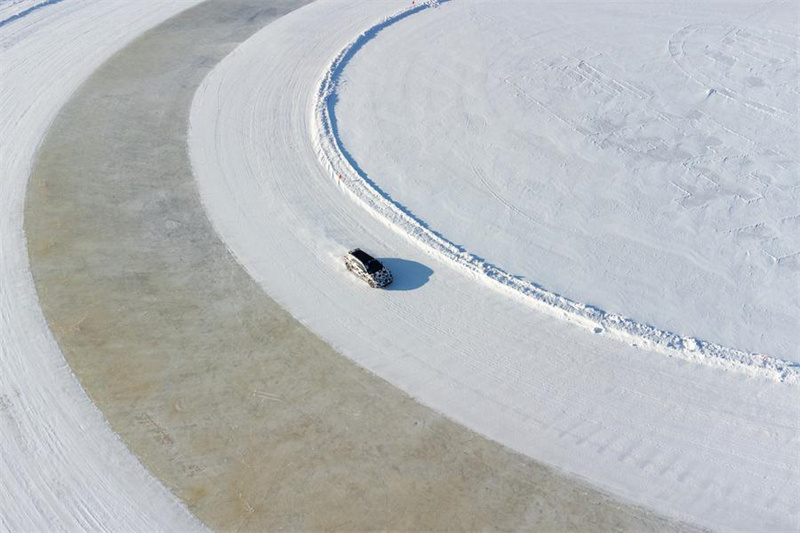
[190,0,800,530]
[0,1,205,530]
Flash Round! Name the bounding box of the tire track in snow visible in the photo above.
[27,0,690,531]
[0,0,65,29]
[312,1,799,383]
[667,23,797,124]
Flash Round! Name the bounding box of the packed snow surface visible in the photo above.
[0,1,205,530]
[333,0,800,363]
[190,0,800,531]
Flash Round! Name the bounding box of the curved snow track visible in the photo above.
[190,1,800,531]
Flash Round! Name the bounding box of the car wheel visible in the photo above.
[368,279,376,288]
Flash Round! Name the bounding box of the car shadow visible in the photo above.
[379,258,433,291]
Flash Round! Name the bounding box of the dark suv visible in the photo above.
[344,248,393,288]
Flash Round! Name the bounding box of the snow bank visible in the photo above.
[311,0,798,383]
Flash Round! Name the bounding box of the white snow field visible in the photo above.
[315,0,799,380]
[190,1,800,531]
[331,0,800,365]
[0,0,206,530]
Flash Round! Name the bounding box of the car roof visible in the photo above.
[349,248,375,264]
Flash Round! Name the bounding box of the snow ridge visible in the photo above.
[311,1,798,384]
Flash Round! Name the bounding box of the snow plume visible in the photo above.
[311,0,798,384]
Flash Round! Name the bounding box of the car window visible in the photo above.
[365,260,382,274]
